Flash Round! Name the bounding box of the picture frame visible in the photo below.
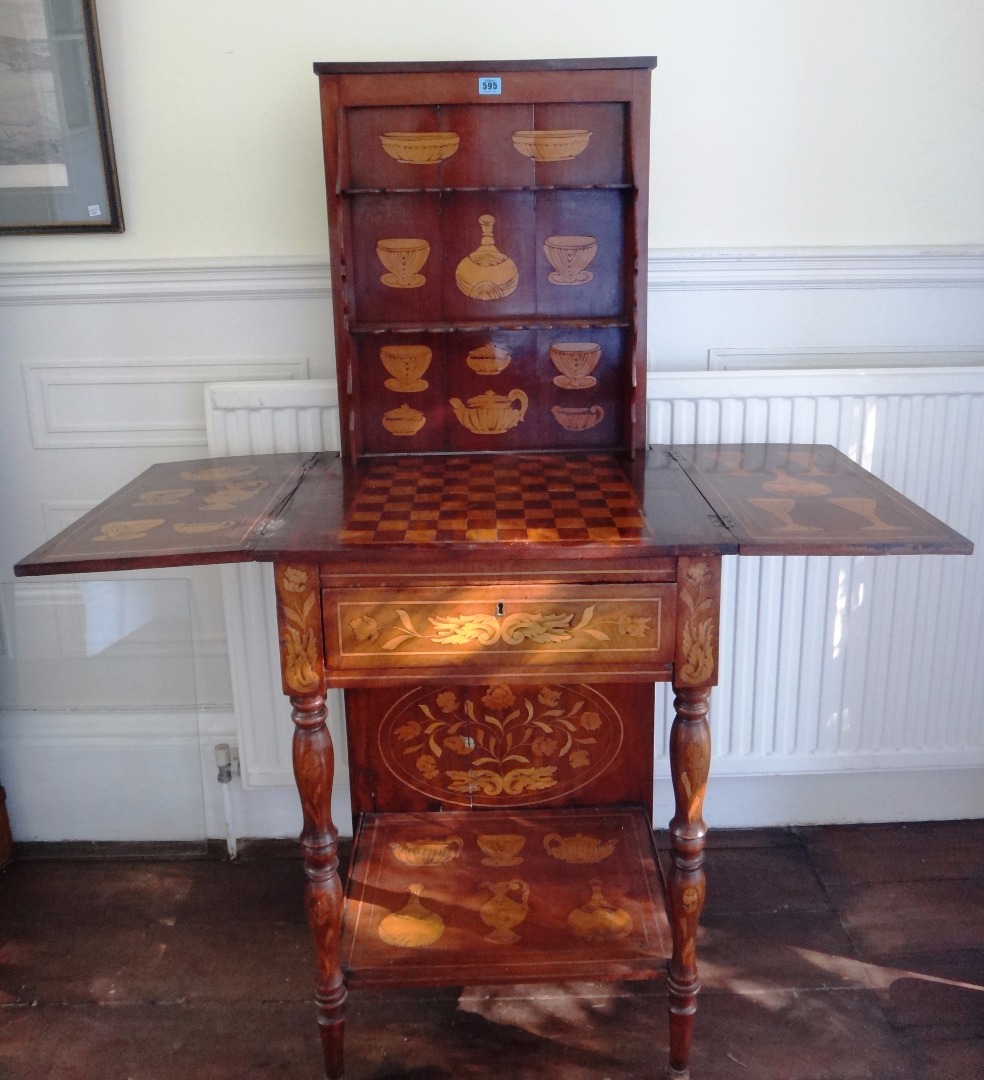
[0,0,123,234]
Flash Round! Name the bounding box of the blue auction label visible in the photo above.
[478,76,502,96]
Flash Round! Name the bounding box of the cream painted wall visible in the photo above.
[2,0,983,263]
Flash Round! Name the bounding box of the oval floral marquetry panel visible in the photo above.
[378,683,625,807]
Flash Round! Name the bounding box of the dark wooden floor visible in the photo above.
[1,820,982,1079]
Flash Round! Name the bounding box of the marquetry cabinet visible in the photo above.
[14,56,972,1080]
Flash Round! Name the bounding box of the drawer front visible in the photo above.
[324,584,674,683]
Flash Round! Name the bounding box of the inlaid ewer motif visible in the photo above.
[376,237,430,288]
[479,879,530,944]
[377,884,445,948]
[455,215,519,300]
[449,389,528,435]
[380,344,432,392]
[550,342,601,389]
[543,832,619,864]
[544,235,597,285]
[389,836,463,867]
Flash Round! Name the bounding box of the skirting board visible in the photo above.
[1,708,980,840]
[660,767,984,830]
[0,708,347,844]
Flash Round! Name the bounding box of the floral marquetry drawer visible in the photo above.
[341,806,671,988]
[322,583,674,685]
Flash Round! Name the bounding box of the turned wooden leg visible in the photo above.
[292,691,347,1079]
[666,685,710,1080]
[274,562,346,1079]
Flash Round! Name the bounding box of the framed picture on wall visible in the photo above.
[0,0,123,234]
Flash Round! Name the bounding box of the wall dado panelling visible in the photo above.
[1,249,983,841]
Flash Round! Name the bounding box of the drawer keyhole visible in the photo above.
[496,601,505,616]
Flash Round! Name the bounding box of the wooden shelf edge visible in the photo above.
[341,806,671,990]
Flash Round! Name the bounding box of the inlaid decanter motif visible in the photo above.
[377,884,445,948]
[566,878,634,941]
[455,215,519,300]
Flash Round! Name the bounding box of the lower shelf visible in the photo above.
[342,805,671,988]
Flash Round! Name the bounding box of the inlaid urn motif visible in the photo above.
[382,404,426,436]
[455,215,519,300]
[465,343,512,375]
[550,342,601,389]
[376,238,430,288]
[477,834,526,866]
[544,235,598,285]
[380,344,432,392]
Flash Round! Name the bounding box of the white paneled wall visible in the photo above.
[3,253,984,837]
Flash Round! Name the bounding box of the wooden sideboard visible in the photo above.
[12,56,974,1080]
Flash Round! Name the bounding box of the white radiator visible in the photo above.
[205,381,341,791]
[205,370,984,820]
[648,367,984,777]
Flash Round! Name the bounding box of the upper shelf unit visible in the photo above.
[315,59,656,461]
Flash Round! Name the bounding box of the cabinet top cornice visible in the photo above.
[313,57,657,76]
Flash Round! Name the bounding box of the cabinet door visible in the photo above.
[344,682,656,816]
